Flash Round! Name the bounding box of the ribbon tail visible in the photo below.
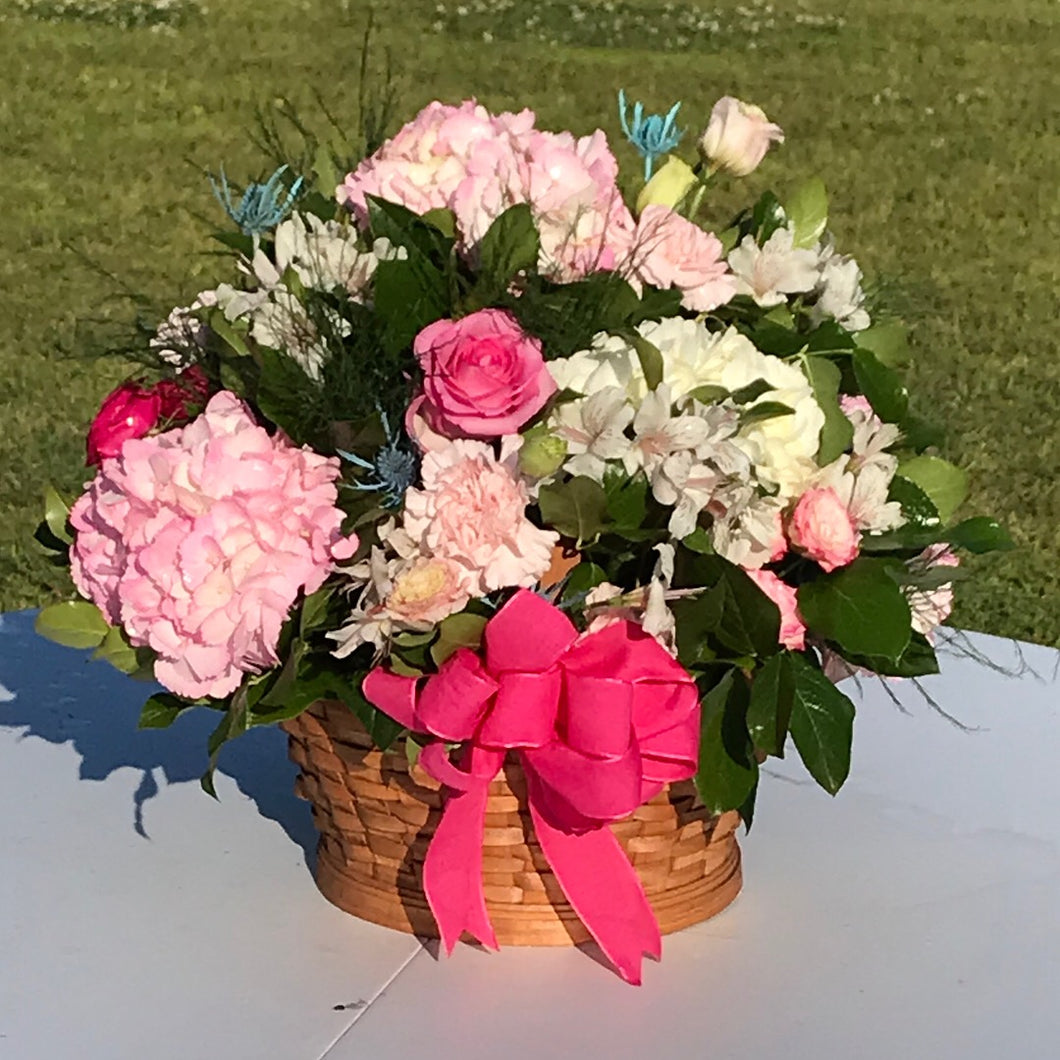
[528,800,661,985]
[421,765,499,955]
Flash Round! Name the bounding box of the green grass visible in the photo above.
[1,0,1057,645]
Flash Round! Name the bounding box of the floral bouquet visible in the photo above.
[36,91,1011,983]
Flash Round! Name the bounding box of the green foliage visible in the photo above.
[537,476,609,544]
[786,654,855,796]
[784,177,828,249]
[797,557,913,662]
[34,600,108,650]
[694,670,758,819]
[799,354,854,464]
[897,455,968,523]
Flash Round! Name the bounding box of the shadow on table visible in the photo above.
[0,610,317,868]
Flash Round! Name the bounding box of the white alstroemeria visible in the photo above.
[842,397,902,466]
[710,493,787,569]
[815,456,904,533]
[624,384,711,477]
[642,543,678,656]
[247,290,338,382]
[275,213,406,300]
[652,451,729,539]
[727,226,819,307]
[214,281,269,322]
[551,386,635,481]
[328,545,397,657]
[812,244,870,332]
[906,544,959,637]
[150,290,218,368]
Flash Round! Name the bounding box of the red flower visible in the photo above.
[85,368,212,467]
[86,382,161,466]
[154,365,211,422]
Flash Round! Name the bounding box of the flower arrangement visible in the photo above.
[36,90,1011,983]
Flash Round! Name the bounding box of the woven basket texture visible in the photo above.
[283,699,742,946]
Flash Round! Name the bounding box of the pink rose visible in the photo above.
[698,97,784,177]
[630,205,737,312]
[745,569,806,651]
[413,309,556,439]
[86,381,162,466]
[787,488,861,572]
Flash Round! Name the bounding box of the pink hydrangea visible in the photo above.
[338,100,634,282]
[401,439,558,595]
[628,205,737,312]
[745,568,806,650]
[69,392,358,699]
[787,487,861,572]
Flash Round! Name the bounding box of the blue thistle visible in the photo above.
[338,410,418,510]
[209,164,304,237]
[617,90,684,182]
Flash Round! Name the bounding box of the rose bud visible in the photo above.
[86,381,162,466]
[787,488,861,572]
[699,97,785,177]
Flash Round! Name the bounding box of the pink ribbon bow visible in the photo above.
[363,589,701,984]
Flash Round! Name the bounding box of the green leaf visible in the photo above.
[746,653,795,757]
[563,561,608,601]
[299,586,334,637]
[420,208,457,238]
[718,563,782,660]
[537,476,609,544]
[856,322,911,368]
[682,527,715,554]
[405,734,423,769]
[672,591,724,668]
[785,177,828,249]
[852,348,909,423]
[431,612,488,666]
[887,475,942,531]
[201,688,251,798]
[728,378,775,405]
[602,467,648,530]
[43,486,72,545]
[947,517,1015,554]
[138,693,195,730]
[694,671,759,815]
[34,601,109,650]
[750,190,787,241]
[797,558,912,662]
[840,631,941,679]
[788,654,855,795]
[372,255,450,355]
[256,347,318,436]
[476,204,540,289]
[800,354,853,464]
[92,625,143,675]
[896,456,968,523]
[739,400,794,427]
[611,329,664,391]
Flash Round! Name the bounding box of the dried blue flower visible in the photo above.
[338,411,418,510]
[210,164,304,237]
[617,90,684,182]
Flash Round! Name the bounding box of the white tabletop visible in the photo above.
[1,608,1058,1060]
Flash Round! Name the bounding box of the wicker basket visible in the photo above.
[282,699,743,946]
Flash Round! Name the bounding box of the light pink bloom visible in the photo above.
[699,97,784,177]
[413,309,556,439]
[338,100,635,282]
[745,568,806,651]
[628,205,737,312]
[788,487,861,572]
[385,556,470,626]
[70,392,357,699]
[402,439,558,595]
[907,544,960,637]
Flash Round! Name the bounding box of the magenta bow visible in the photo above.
[362,589,701,984]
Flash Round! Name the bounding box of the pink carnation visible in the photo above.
[338,100,634,282]
[402,439,558,595]
[787,487,861,572]
[385,556,469,626]
[745,569,806,651]
[629,205,737,312]
[69,392,358,699]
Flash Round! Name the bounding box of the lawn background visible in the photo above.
[1,0,1057,645]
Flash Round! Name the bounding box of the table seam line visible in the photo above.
[315,943,427,1059]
